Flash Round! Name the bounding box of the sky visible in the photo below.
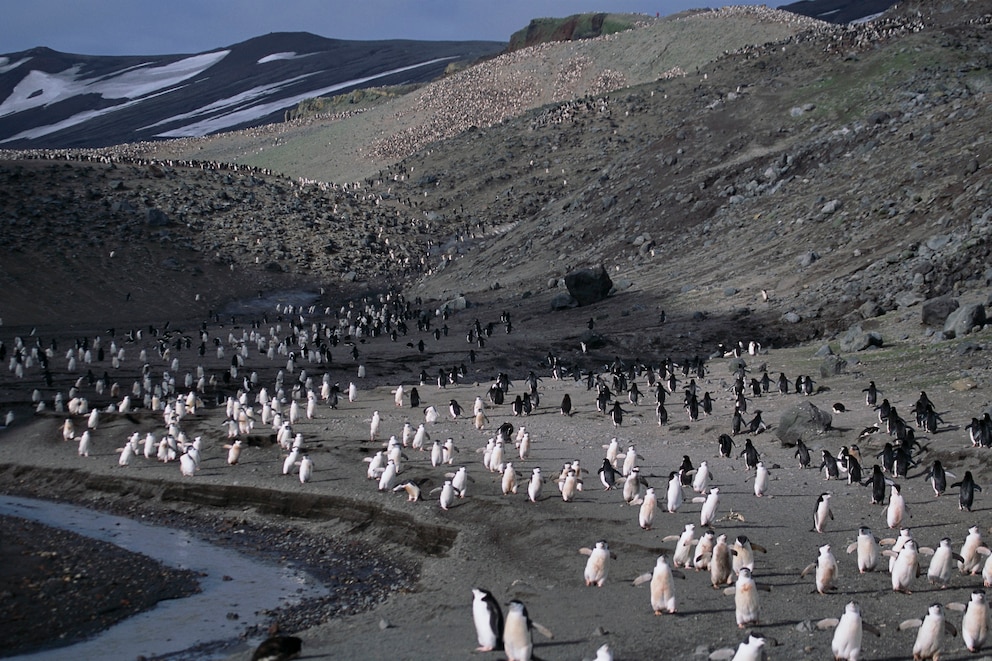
[0,0,783,56]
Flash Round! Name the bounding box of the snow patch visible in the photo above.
[0,50,229,118]
[258,52,309,64]
[0,56,31,74]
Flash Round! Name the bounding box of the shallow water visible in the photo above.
[0,495,328,660]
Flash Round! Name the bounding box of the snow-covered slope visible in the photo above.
[0,32,504,148]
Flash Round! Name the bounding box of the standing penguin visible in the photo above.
[951,471,982,511]
[864,464,888,505]
[814,493,833,533]
[886,483,909,529]
[527,468,544,503]
[817,601,880,661]
[729,567,761,628]
[666,471,684,513]
[923,461,951,497]
[927,537,963,588]
[959,589,990,653]
[887,538,921,593]
[846,526,881,574]
[638,488,658,530]
[752,462,769,497]
[598,458,619,491]
[698,487,720,527]
[502,600,552,661]
[609,401,627,427]
[560,394,572,416]
[633,554,681,615]
[471,588,504,652]
[795,439,812,469]
[740,438,760,470]
[580,540,616,587]
[902,603,956,661]
[801,544,838,594]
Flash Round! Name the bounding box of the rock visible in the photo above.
[264,261,283,273]
[950,377,978,391]
[819,355,847,378]
[943,303,986,338]
[798,250,819,268]
[727,357,747,374]
[839,325,883,352]
[921,295,958,327]
[813,344,833,357]
[342,271,357,282]
[723,287,738,297]
[564,265,613,306]
[145,208,170,226]
[859,301,883,319]
[776,401,832,447]
[782,311,802,324]
[895,291,924,308]
[160,257,181,271]
[821,199,841,215]
[438,296,468,314]
[550,293,578,310]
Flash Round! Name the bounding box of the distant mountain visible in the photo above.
[779,0,899,23]
[0,32,504,149]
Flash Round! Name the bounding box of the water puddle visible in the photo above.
[219,288,321,317]
[0,495,328,660]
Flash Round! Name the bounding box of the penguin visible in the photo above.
[902,603,957,661]
[435,480,459,510]
[580,540,616,587]
[951,471,982,511]
[693,529,716,571]
[678,455,694,485]
[752,462,769,497]
[298,455,313,484]
[666,471,684,513]
[817,601,880,661]
[730,567,761,628]
[886,538,921,593]
[842,453,864,485]
[927,537,963,588]
[392,480,424,502]
[814,493,833,533]
[740,438,759,470]
[863,381,878,406]
[886,483,909,529]
[731,535,765,575]
[846,526,881,574]
[717,433,736,458]
[377,459,398,491]
[622,466,647,504]
[692,460,711,494]
[923,461,951,497]
[502,600,552,661]
[958,525,986,575]
[863,464,888,505]
[795,439,811,469]
[501,463,519,495]
[801,544,838,594]
[670,523,696,568]
[558,469,583,502]
[560,393,572,416]
[609,401,627,427]
[527,467,543,503]
[656,401,669,425]
[698,487,720,527]
[959,589,990,652]
[710,534,734,588]
[448,399,462,419]
[633,554,681,614]
[598,458,619,490]
[250,623,302,661]
[820,449,840,480]
[620,445,639,477]
[471,588,504,652]
[449,465,471,498]
[638,487,658,529]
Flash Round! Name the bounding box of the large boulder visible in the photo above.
[564,265,613,306]
[839,324,883,352]
[776,401,832,447]
[943,303,986,338]
[921,295,958,327]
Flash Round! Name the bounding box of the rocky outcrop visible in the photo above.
[564,265,613,306]
[776,401,832,447]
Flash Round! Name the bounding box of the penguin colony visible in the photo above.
[1,291,992,661]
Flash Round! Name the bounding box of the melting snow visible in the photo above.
[0,56,32,75]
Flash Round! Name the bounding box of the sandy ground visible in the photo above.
[2,290,992,661]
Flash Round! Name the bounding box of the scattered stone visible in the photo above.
[145,208,169,226]
[550,293,578,310]
[820,199,840,215]
[798,250,819,268]
[859,301,883,319]
[895,291,923,308]
[813,344,833,357]
[819,355,847,378]
[951,377,978,391]
[782,312,802,324]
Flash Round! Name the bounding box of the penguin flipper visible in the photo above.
[846,542,858,554]
[815,618,840,630]
[532,621,554,639]
[661,534,680,542]
[799,562,816,578]
[946,602,968,612]
[898,619,923,631]
[722,586,737,596]
[579,547,594,556]
[944,621,958,637]
[751,543,767,553]
[632,573,652,586]
[863,622,882,637]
